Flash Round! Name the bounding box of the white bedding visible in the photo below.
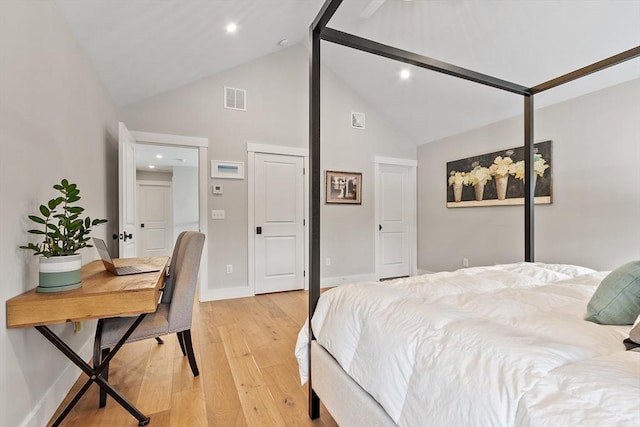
[295,263,639,427]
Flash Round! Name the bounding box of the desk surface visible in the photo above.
[6,257,169,328]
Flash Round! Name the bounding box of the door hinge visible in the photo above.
[304,270,306,277]
[303,167,305,175]
[303,219,306,226]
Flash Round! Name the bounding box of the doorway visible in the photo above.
[374,157,417,280]
[248,143,308,294]
[137,180,173,257]
[118,123,209,300]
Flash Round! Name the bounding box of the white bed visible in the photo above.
[296,262,640,427]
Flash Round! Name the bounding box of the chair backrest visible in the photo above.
[167,231,205,332]
[161,231,188,304]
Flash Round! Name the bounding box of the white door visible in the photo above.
[377,164,410,279]
[118,122,137,257]
[137,181,173,257]
[254,153,305,294]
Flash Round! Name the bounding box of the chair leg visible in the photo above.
[182,329,200,377]
[176,331,187,356]
[99,348,110,408]
[155,336,164,345]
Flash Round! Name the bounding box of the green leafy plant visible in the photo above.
[20,179,107,257]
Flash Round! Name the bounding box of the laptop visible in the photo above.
[93,238,161,276]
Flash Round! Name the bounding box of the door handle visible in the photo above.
[379,224,382,231]
[122,232,133,241]
[256,226,262,235]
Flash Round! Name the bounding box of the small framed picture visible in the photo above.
[351,112,365,129]
[325,170,362,204]
[211,160,244,179]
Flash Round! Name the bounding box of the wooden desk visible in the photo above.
[7,257,168,328]
[6,256,169,426]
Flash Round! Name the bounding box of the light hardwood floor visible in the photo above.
[49,290,337,427]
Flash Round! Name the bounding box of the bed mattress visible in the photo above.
[295,262,639,427]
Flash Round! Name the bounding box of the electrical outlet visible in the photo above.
[226,264,233,274]
[463,258,469,267]
[211,210,225,220]
[325,258,331,266]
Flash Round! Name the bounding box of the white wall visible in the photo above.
[417,78,640,272]
[0,1,120,426]
[172,166,199,243]
[123,43,417,295]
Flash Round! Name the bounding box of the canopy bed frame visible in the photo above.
[307,0,640,421]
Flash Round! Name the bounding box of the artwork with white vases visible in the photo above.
[446,140,552,208]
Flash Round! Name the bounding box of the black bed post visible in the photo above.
[308,0,344,419]
[524,94,534,262]
[308,20,322,420]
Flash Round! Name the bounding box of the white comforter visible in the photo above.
[295,263,639,427]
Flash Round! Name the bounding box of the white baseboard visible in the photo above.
[21,336,93,427]
[417,269,434,275]
[200,285,254,302]
[200,273,381,301]
[320,273,379,288]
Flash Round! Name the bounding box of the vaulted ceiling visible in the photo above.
[56,0,640,145]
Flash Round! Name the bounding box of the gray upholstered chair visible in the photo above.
[93,231,205,407]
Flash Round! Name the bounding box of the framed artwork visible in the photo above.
[446,140,552,208]
[211,160,244,179]
[326,170,362,204]
[351,112,365,129]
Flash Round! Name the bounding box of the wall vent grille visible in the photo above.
[224,87,246,111]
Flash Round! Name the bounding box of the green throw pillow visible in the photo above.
[585,260,640,325]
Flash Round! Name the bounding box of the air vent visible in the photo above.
[224,87,246,111]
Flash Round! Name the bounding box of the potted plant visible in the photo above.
[510,154,550,189]
[489,155,514,200]
[448,171,469,202]
[20,179,107,293]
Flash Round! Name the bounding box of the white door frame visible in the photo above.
[118,122,138,257]
[130,130,209,302]
[248,143,309,294]
[374,156,418,278]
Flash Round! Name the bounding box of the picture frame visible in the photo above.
[446,140,552,208]
[210,160,244,179]
[325,170,362,204]
[351,112,365,129]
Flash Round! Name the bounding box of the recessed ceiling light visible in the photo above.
[155,154,163,159]
[148,165,155,169]
[226,22,238,34]
[400,69,411,80]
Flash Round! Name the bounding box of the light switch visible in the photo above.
[211,210,225,220]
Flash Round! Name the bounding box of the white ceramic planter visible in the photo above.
[38,254,82,293]
[474,182,485,201]
[495,175,508,200]
[453,182,463,202]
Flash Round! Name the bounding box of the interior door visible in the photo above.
[254,153,304,294]
[118,122,137,257]
[137,181,173,257]
[377,164,410,279]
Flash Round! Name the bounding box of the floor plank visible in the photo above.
[48,290,337,427]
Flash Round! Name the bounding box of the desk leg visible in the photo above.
[36,315,151,426]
